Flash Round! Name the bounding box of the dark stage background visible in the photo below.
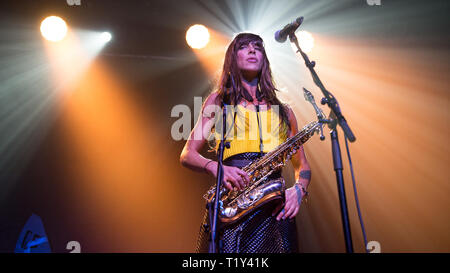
[0,0,449,252]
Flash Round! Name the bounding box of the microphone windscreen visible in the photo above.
[274,30,286,43]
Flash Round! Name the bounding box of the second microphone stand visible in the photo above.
[289,33,356,253]
[208,102,230,253]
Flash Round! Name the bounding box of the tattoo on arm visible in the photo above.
[299,170,311,180]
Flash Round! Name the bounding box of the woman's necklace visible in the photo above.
[241,98,264,154]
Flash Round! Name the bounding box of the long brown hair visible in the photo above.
[213,33,291,135]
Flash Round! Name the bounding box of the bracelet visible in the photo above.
[295,182,309,202]
[204,160,214,172]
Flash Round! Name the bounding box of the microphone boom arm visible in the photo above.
[290,34,355,142]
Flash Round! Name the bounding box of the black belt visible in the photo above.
[224,152,282,179]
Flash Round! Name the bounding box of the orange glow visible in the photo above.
[42,29,91,92]
[189,28,229,79]
[39,27,449,252]
[40,29,204,251]
[287,34,450,252]
[57,62,205,251]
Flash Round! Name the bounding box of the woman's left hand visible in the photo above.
[274,184,303,221]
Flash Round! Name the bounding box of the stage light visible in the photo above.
[40,16,68,42]
[186,24,210,49]
[100,32,112,43]
[293,30,314,53]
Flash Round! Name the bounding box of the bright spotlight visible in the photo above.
[100,32,112,43]
[186,24,210,49]
[40,16,68,42]
[292,31,314,53]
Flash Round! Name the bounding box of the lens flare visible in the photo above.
[293,30,314,53]
[100,32,112,43]
[40,16,68,42]
[186,24,210,49]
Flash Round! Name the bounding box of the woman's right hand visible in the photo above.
[205,161,250,191]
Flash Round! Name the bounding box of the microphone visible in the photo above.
[274,16,304,43]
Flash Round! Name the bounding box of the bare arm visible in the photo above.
[275,106,311,220]
[179,92,250,191]
[179,92,218,174]
[288,108,311,190]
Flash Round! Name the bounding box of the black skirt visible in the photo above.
[196,153,299,253]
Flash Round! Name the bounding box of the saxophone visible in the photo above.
[204,121,321,225]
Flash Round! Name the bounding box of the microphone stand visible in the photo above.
[289,33,356,253]
[208,103,230,253]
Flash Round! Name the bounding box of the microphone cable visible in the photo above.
[344,134,369,253]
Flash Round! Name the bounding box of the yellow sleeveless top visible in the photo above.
[214,104,289,160]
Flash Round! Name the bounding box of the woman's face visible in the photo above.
[236,41,264,76]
